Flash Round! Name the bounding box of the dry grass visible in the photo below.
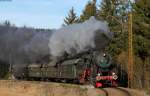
[0,80,102,96]
[0,80,146,96]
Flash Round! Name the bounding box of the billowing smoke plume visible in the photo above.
[0,17,113,66]
[49,17,113,57]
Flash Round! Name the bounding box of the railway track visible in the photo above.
[113,87,132,96]
[99,87,132,96]
[100,88,109,96]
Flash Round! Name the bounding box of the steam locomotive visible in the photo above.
[13,51,118,88]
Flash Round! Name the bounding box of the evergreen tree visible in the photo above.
[98,0,127,54]
[133,0,150,61]
[98,0,117,20]
[80,0,97,22]
[3,20,11,27]
[98,0,129,31]
[64,7,78,25]
[132,0,150,88]
[0,61,9,79]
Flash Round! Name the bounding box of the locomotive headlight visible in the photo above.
[112,74,118,80]
[96,73,101,81]
[112,72,118,80]
[97,73,101,76]
[112,72,115,75]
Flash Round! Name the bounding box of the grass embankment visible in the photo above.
[0,80,104,96]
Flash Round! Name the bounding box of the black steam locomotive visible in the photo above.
[13,51,118,87]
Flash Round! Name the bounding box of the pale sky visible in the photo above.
[0,0,101,29]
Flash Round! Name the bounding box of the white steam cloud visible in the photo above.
[49,17,113,57]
